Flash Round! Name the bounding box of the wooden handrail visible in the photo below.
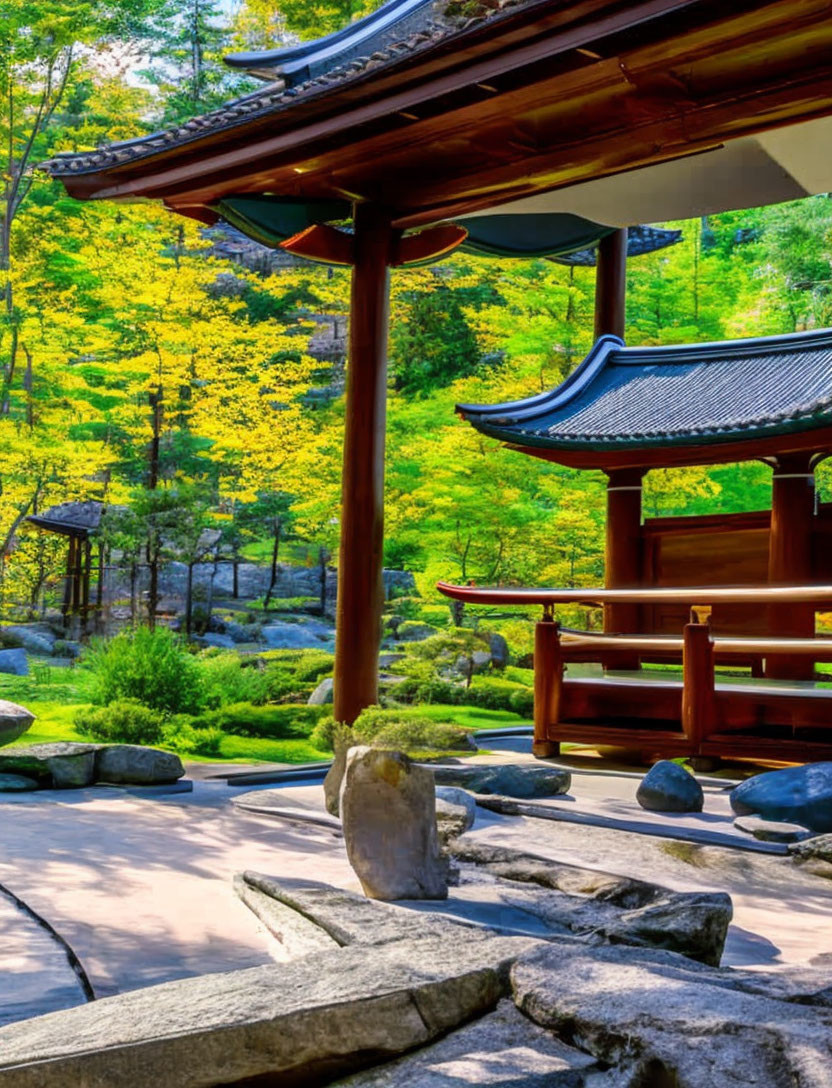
[560,629,832,659]
[437,581,832,607]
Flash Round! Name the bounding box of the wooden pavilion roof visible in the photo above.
[458,329,832,470]
[41,0,832,233]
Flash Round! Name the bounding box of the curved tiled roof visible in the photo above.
[457,329,832,452]
[40,0,537,178]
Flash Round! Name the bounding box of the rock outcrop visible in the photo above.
[0,650,28,677]
[435,786,477,846]
[0,741,184,788]
[636,760,704,812]
[341,747,448,900]
[96,745,184,785]
[0,700,34,748]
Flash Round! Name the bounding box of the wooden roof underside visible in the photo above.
[53,0,832,231]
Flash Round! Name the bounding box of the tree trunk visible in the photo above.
[263,517,281,611]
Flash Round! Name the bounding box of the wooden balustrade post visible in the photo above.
[533,612,562,758]
[604,467,645,668]
[682,614,715,752]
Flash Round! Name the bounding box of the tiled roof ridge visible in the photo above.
[41,0,534,178]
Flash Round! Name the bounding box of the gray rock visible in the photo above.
[261,619,335,649]
[0,932,538,1088]
[378,653,405,669]
[731,762,832,833]
[0,741,96,787]
[52,640,81,659]
[512,942,832,1088]
[789,832,832,863]
[0,649,28,677]
[341,747,448,901]
[0,773,38,791]
[636,760,704,813]
[324,739,348,817]
[0,700,34,748]
[239,874,482,948]
[435,786,477,845]
[308,677,334,705]
[431,763,571,800]
[600,890,732,967]
[454,650,492,675]
[0,626,54,655]
[333,999,599,1086]
[222,621,252,643]
[233,874,340,959]
[734,814,814,843]
[397,622,438,642]
[193,632,236,649]
[95,745,184,785]
[489,633,510,669]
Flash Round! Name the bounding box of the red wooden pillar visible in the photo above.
[594,228,628,340]
[533,614,562,758]
[766,453,816,680]
[333,205,393,725]
[604,468,645,644]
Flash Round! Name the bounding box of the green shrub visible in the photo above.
[462,676,534,717]
[259,650,334,701]
[162,716,225,757]
[390,676,463,705]
[310,718,353,754]
[353,706,473,752]
[77,699,164,745]
[84,627,202,714]
[198,652,270,708]
[192,701,329,739]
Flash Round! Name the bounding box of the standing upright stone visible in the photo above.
[340,747,448,901]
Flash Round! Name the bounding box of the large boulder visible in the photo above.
[434,786,477,846]
[730,762,832,833]
[636,760,704,813]
[341,747,448,901]
[333,999,599,1086]
[0,649,28,677]
[488,633,510,669]
[0,700,34,748]
[431,763,571,800]
[261,620,335,650]
[0,773,38,792]
[512,942,832,1088]
[0,932,538,1088]
[397,622,438,643]
[95,745,184,785]
[0,625,54,656]
[0,741,95,787]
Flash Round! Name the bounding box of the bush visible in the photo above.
[259,650,334,701]
[77,699,164,745]
[84,627,202,714]
[198,652,270,709]
[162,716,225,757]
[310,718,352,754]
[390,676,463,705]
[353,706,473,752]
[192,701,329,739]
[462,676,534,717]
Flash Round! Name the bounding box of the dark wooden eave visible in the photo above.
[44,0,832,231]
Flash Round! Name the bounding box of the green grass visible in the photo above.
[385,703,532,730]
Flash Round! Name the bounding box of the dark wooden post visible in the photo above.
[61,537,75,629]
[682,614,715,752]
[333,204,393,725]
[604,468,645,658]
[81,538,92,634]
[767,453,816,680]
[594,228,628,340]
[533,612,561,758]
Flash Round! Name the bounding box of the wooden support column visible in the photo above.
[682,615,715,752]
[533,612,562,758]
[767,453,816,680]
[594,228,628,340]
[604,468,645,653]
[81,538,92,634]
[333,205,393,726]
[61,538,76,629]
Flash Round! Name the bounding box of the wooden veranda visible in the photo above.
[43,0,832,732]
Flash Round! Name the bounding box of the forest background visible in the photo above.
[4,0,832,629]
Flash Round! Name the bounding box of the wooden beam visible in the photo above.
[435,581,832,607]
[280,224,355,265]
[594,228,627,339]
[332,204,392,726]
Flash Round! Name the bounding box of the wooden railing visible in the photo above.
[436,583,832,761]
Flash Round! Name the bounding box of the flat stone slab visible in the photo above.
[333,999,599,1086]
[0,932,539,1088]
[430,763,571,799]
[0,742,97,787]
[512,942,832,1088]
[734,815,814,843]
